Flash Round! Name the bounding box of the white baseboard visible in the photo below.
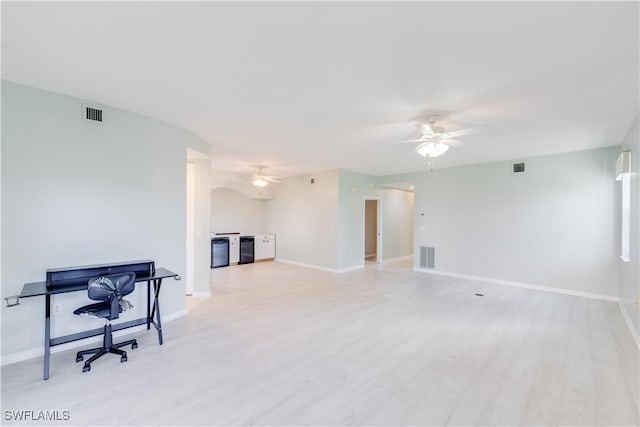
[163,309,188,322]
[365,253,376,258]
[276,258,363,274]
[618,300,640,349]
[189,292,211,298]
[1,309,189,366]
[276,258,338,273]
[413,267,618,302]
[336,264,364,273]
[383,255,413,263]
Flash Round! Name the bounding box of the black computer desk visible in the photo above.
[19,265,178,380]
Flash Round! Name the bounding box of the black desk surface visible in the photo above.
[20,268,178,298]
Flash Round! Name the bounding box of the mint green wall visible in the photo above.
[381,147,620,297]
[1,81,209,357]
[267,170,339,270]
[211,188,268,233]
[378,187,414,261]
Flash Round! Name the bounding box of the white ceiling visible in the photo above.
[2,1,638,180]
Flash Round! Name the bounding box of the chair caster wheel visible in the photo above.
[82,365,90,373]
[121,355,127,363]
[132,343,138,349]
[76,355,84,363]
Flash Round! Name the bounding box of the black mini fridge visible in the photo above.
[239,236,254,264]
[211,238,230,268]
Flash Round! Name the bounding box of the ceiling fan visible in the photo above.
[251,166,281,187]
[395,115,485,159]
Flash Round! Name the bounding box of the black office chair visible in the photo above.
[74,272,138,372]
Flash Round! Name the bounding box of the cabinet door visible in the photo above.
[229,236,240,264]
[263,235,276,259]
[254,235,266,260]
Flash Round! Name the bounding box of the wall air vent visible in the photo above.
[83,104,103,122]
[420,246,435,269]
[513,163,525,173]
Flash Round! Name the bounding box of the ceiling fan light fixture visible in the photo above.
[416,142,449,158]
[252,177,268,187]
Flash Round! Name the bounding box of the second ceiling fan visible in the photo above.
[251,166,281,187]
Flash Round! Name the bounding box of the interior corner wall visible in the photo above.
[394,147,620,297]
[1,81,209,357]
[619,115,639,337]
[210,188,268,233]
[265,169,413,272]
[267,170,339,270]
[337,170,377,270]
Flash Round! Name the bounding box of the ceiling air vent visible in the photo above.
[83,104,103,122]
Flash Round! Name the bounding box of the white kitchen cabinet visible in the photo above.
[263,234,276,259]
[229,235,240,264]
[254,234,276,261]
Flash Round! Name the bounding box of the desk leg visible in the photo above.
[146,280,151,330]
[44,294,51,380]
[153,279,163,345]
[148,279,164,345]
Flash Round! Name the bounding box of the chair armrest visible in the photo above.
[109,295,120,320]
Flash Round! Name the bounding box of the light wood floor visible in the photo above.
[2,260,638,426]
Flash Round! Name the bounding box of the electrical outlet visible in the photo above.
[487,258,494,266]
[53,304,62,315]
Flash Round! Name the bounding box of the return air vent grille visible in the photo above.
[420,246,435,269]
[83,105,103,122]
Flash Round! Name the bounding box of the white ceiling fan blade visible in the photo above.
[264,177,281,183]
[393,139,425,144]
[447,125,487,138]
[415,123,434,135]
[442,139,468,148]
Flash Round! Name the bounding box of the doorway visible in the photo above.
[364,197,382,264]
